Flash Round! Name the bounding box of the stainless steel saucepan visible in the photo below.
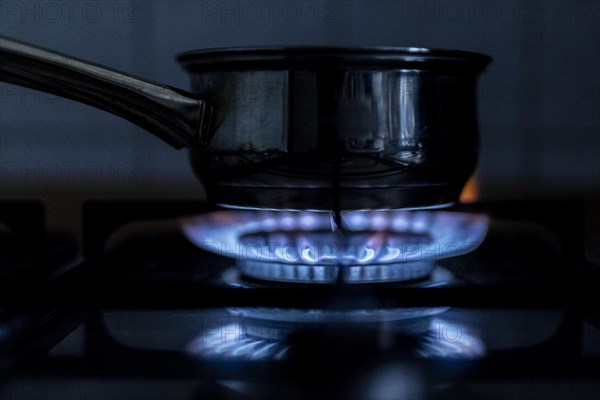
[0,37,491,211]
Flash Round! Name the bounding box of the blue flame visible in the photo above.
[181,210,488,268]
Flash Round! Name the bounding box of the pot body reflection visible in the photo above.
[190,69,481,210]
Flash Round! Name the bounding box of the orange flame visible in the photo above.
[460,176,478,203]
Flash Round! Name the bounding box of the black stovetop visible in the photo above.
[1,200,599,400]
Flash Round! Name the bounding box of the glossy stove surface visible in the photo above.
[1,200,600,400]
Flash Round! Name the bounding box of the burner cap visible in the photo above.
[238,259,435,283]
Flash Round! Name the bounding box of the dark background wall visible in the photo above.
[1,0,599,261]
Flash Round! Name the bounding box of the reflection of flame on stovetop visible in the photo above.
[181,210,488,283]
[186,317,485,361]
[186,266,485,361]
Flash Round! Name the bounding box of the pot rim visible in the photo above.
[177,46,491,73]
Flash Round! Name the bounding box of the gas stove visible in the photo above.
[1,200,600,400]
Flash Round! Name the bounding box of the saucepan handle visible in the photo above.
[0,36,212,149]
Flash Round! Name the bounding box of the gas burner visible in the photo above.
[221,264,455,289]
[181,210,488,283]
[237,259,435,284]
